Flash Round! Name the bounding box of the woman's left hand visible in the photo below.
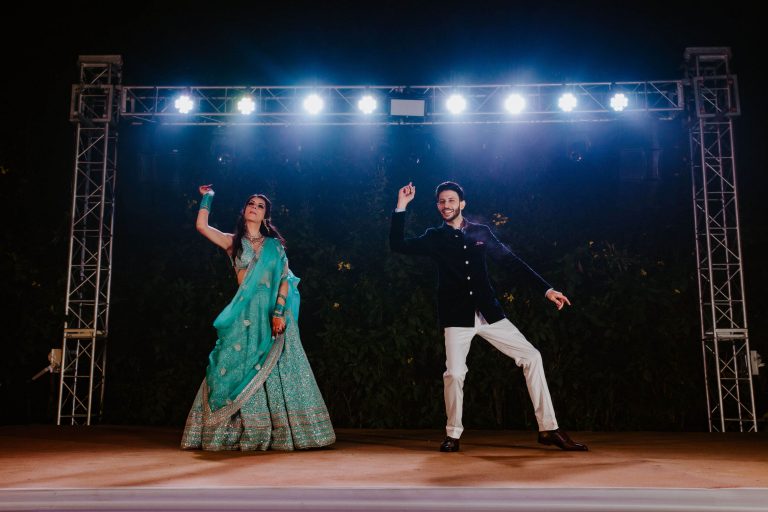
[271,316,286,336]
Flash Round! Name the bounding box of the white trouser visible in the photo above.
[443,313,558,438]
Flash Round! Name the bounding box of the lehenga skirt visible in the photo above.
[180,323,336,451]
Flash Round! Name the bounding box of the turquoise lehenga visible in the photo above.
[181,236,335,451]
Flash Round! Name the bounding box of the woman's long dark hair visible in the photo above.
[231,194,286,260]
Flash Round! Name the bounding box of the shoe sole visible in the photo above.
[538,439,588,451]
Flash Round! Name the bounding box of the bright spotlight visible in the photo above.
[303,94,324,115]
[174,94,194,114]
[504,94,526,114]
[237,96,256,115]
[558,93,578,112]
[358,95,377,114]
[446,94,467,114]
[610,93,629,112]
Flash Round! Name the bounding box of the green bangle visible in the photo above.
[199,192,214,211]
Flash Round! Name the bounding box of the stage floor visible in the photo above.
[1,426,767,511]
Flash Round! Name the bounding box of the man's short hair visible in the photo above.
[435,181,465,201]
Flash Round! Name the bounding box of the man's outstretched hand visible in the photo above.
[546,289,571,310]
[397,182,416,210]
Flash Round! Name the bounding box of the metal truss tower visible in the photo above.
[685,47,757,432]
[57,56,122,425]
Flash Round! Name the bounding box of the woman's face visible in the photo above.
[244,196,267,224]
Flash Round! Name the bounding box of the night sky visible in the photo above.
[1,1,765,425]
[4,2,762,87]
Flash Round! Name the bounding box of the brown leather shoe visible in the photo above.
[439,436,460,452]
[538,428,588,451]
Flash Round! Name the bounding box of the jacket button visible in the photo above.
[465,260,469,264]
[469,291,473,295]
[463,245,467,249]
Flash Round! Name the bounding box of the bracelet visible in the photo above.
[273,303,285,317]
[199,192,214,211]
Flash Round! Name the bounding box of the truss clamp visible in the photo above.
[705,328,748,340]
[63,328,105,339]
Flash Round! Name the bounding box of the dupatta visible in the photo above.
[204,237,300,416]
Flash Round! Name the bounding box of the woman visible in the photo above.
[181,185,335,451]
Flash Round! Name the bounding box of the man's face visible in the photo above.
[437,190,465,222]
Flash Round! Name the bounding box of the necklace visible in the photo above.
[244,231,264,244]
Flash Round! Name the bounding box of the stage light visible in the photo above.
[358,95,377,114]
[303,94,324,115]
[558,93,577,112]
[610,93,629,112]
[446,94,467,114]
[504,94,526,114]
[174,94,194,114]
[237,96,256,115]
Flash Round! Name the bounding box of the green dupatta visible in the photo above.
[204,237,300,413]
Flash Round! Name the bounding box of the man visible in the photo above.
[390,181,587,452]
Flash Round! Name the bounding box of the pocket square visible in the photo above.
[475,241,484,246]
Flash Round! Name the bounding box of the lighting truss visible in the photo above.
[120,81,684,126]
